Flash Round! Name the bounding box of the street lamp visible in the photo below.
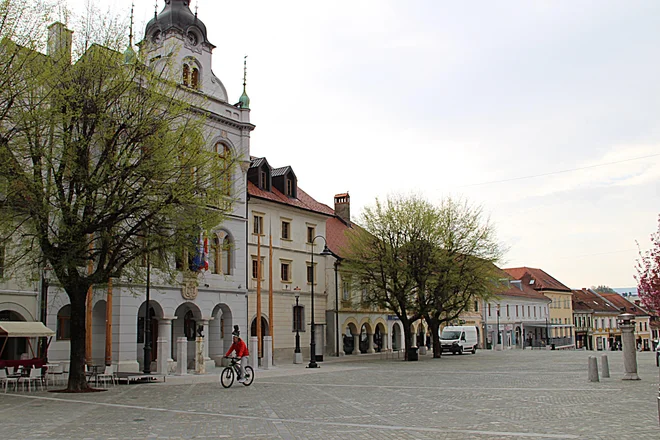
[308,235,332,368]
[496,304,501,348]
[143,245,152,374]
[294,291,302,363]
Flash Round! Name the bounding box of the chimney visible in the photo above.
[47,22,73,64]
[334,192,350,223]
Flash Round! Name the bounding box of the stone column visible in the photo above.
[352,333,359,355]
[201,318,214,371]
[412,332,418,348]
[158,317,175,374]
[367,333,375,354]
[262,336,272,369]
[176,337,187,376]
[619,313,640,380]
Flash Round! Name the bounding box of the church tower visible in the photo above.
[140,0,230,105]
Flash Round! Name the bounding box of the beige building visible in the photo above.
[246,157,336,363]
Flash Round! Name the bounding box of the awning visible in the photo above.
[0,321,56,338]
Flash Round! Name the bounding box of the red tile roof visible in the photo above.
[572,289,620,313]
[247,181,334,217]
[503,267,571,292]
[598,292,650,317]
[493,268,551,302]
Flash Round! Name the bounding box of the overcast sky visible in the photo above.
[65,0,660,289]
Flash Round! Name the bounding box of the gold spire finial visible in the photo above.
[129,2,135,46]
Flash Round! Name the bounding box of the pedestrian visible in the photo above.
[224,325,250,383]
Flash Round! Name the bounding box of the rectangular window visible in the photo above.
[280,261,291,282]
[533,306,536,318]
[293,305,304,332]
[253,214,264,235]
[251,257,265,279]
[488,303,491,317]
[474,301,479,312]
[260,170,267,189]
[281,220,291,240]
[528,305,531,317]
[516,305,519,317]
[522,305,525,317]
[506,304,510,317]
[307,226,315,244]
[286,179,293,196]
[306,263,315,284]
[343,282,350,300]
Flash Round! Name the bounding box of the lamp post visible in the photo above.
[294,292,302,364]
[308,235,332,368]
[334,259,341,357]
[496,304,501,349]
[143,246,152,374]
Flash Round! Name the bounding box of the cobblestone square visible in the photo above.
[0,350,658,439]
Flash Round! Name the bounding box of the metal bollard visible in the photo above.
[601,354,610,378]
[588,356,599,382]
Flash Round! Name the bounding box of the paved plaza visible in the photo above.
[0,349,659,439]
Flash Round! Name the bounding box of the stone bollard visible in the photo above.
[262,336,272,370]
[588,356,599,382]
[157,337,168,375]
[601,354,610,378]
[176,337,187,376]
[249,336,258,371]
[619,313,641,380]
[195,337,205,374]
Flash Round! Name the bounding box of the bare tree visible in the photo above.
[0,5,239,390]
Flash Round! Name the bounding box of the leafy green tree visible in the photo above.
[0,6,238,390]
[420,198,503,358]
[342,195,438,360]
[636,216,660,312]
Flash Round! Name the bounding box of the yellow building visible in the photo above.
[504,267,574,347]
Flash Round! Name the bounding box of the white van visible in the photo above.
[439,325,478,354]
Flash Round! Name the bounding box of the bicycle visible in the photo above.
[220,357,254,388]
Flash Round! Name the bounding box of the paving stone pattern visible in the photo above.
[0,350,659,439]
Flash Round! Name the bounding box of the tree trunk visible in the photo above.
[66,288,91,391]
[428,319,441,358]
[402,320,413,361]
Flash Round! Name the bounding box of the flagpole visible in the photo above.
[256,234,262,359]
[269,234,273,365]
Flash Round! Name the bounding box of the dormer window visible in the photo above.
[182,62,199,89]
[260,171,267,188]
[286,179,293,196]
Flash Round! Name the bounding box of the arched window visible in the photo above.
[182,63,190,87]
[191,67,199,89]
[57,305,71,340]
[215,143,232,197]
[212,235,221,274]
[222,236,231,275]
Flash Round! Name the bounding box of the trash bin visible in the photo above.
[551,344,556,350]
[407,346,418,361]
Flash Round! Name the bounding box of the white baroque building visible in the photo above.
[4,0,254,373]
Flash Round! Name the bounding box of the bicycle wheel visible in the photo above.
[220,366,234,388]
[242,366,254,386]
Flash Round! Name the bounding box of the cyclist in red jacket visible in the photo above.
[225,326,249,383]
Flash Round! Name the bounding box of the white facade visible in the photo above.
[41,1,253,373]
[484,295,550,349]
